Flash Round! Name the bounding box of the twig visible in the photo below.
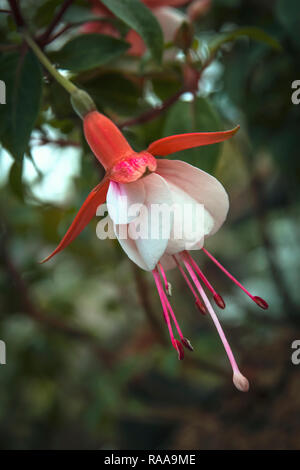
[119,88,184,130]
[0,43,19,52]
[7,0,25,28]
[38,0,75,46]
[43,23,75,45]
[118,53,215,130]
[250,173,299,323]
[0,225,112,363]
[33,136,81,147]
[239,137,300,324]
[2,249,92,341]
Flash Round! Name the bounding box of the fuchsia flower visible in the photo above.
[82,0,195,57]
[42,110,268,392]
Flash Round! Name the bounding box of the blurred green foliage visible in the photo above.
[0,0,300,450]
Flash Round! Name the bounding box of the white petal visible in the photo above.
[164,181,213,254]
[113,174,173,271]
[132,173,173,270]
[156,159,229,236]
[113,223,149,271]
[106,179,145,225]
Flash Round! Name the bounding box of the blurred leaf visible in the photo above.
[84,72,143,115]
[48,81,73,119]
[162,97,222,173]
[152,76,182,101]
[126,114,167,151]
[63,4,105,24]
[8,160,24,201]
[0,50,42,160]
[276,0,300,48]
[51,34,130,72]
[210,27,282,54]
[101,0,164,63]
[33,0,62,28]
[63,5,117,26]
[63,5,130,37]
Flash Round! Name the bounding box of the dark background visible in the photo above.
[0,0,300,449]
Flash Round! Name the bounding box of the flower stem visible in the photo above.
[23,32,78,95]
[23,32,96,118]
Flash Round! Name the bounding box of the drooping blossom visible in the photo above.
[42,110,268,392]
[82,0,195,57]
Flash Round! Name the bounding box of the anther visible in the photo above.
[253,296,268,310]
[213,293,226,309]
[181,337,194,352]
[173,339,185,360]
[195,298,206,315]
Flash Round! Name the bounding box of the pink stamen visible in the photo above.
[152,269,174,338]
[180,253,249,391]
[158,262,172,296]
[173,339,185,360]
[184,251,225,309]
[159,279,193,352]
[152,268,187,359]
[173,255,206,315]
[202,248,268,310]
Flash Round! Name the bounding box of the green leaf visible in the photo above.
[276,0,300,48]
[101,0,164,63]
[63,5,108,24]
[9,160,24,201]
[0,50,42,160]
[33,0,62,28]
[210,27,282,54]
[51,34,130,72]
[152,76,182,101]
[83,72,143,115]
[63,5,129,36]
[162,97,223,174]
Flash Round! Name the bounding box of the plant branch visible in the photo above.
[0,229,113,364]
[33,136,81,147]
[119,88,184,129]
[8,0,25,28]
[43,23,75,46]
[118,53,215,130]
[23,32,78,95]
[38,0,75,46]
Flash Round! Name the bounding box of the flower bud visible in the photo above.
[174,21,194,52]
